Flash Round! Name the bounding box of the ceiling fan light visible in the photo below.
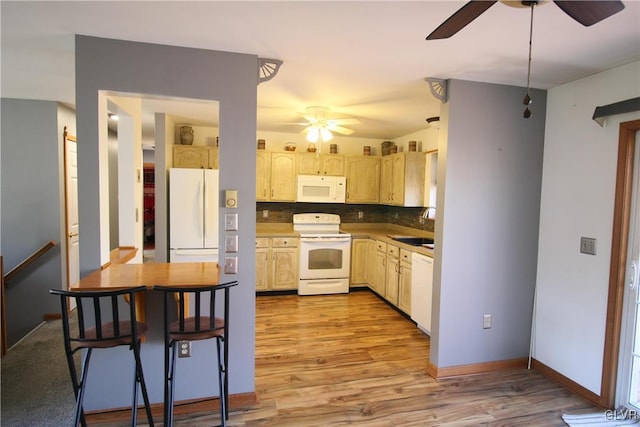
[320,127,333,142]
[306,126,320,143]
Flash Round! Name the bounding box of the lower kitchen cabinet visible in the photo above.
[350,238,369,286]
[385,244,400,305]
[398,249,412,314]
[370,240,387,296]
[255,236,299,291]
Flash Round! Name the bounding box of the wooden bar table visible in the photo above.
[73,262,220,290]
[72,262,221,322]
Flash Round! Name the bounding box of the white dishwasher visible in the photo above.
[411,252,433,335]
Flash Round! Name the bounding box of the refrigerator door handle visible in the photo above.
[199,177,204,238]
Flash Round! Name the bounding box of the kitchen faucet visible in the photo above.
[422,207,436,220]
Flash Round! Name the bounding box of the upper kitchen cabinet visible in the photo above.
[173,145,218,169]
[379,152,426,207]
[297,153,344,176]
[256,151,297,202]
[346,156,380,204]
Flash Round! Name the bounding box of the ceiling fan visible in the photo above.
[425,0,625,118]
[285,106,361,142]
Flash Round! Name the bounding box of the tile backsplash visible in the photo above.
[256,202,434,232]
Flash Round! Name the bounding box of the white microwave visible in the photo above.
[297,175,346,203]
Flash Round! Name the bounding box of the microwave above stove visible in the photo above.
[296,175,346,203]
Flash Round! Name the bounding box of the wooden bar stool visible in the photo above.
[153,281,238,427]
[49,286,154,427]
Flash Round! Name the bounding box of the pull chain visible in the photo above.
[523,1,535,118]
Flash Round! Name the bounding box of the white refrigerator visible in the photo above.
[169,168,219,263]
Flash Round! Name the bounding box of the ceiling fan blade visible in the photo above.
[554,0,625,26]
[328,118,361,126]
[426,1,498,40]
[328,125,354,135]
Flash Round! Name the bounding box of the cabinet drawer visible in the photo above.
[271,237,298,248]
[387,244,399,258]
[400,249,412,263]
[375,241,387,252]
[255,238,270,248]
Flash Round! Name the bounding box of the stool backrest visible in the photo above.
[49,286,147,350]
[154,281,238,338]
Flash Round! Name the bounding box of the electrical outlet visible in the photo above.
[178,341,191,358]
[358,211,364,219]
[263,210,269,218]
[580,237,597,255]
[483,314,492,329]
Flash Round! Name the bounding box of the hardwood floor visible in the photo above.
[116,291,599,426]
[248,291,598,426]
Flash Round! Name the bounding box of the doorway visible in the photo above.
[617,127,640,410]
[143,162,155,263]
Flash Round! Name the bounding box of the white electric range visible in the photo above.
[293,213,352,295]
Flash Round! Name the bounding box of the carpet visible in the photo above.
[1,318,77,426]
[563,410,640,426]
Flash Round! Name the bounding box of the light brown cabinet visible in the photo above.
[297,153,344,176]
[398,249,412,314]
[379,152,426,207]
[256,152,297,202]
[385,244,400,305]
[350,238,369,286]
[370,240,387,296]
[255,236,299,291]
[346,156,380,204]
[173,145,218,169]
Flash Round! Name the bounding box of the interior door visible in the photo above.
[618,130,640,410]
[63,128,79,309]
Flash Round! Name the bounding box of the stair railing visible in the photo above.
[1,240,57,356]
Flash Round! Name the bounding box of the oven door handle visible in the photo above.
[300,237,351,243]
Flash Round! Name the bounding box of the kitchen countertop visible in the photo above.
[256,222,434,257]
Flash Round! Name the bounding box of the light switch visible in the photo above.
[225,235,238,253]
[580,237,597,255]
[224,257,238,274]
[225,213,238,231]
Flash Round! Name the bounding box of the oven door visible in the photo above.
[299,236,351,279]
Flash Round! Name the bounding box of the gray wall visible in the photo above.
[431,79,547,368]
[1,99,74,346]
[75,36,257,408]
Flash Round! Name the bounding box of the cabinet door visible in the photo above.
[255,247,270,291]
[385,255,399,305]
[346,156,380,203]
[398,250,412,314]
[321,154,345,176]
[350,238,369,286]
[272,247,299,290]
[270,153,297,202]
[209,147,219,170]
[379,156,394,203]
[256,151,270,201]
[174,146,209,169]
[297,153,321,175]
[371,241,387,296]
[390,153,406,205]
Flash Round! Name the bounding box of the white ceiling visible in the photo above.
[2,1,639,140]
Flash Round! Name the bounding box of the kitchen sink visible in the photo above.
[389,236,435,248]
